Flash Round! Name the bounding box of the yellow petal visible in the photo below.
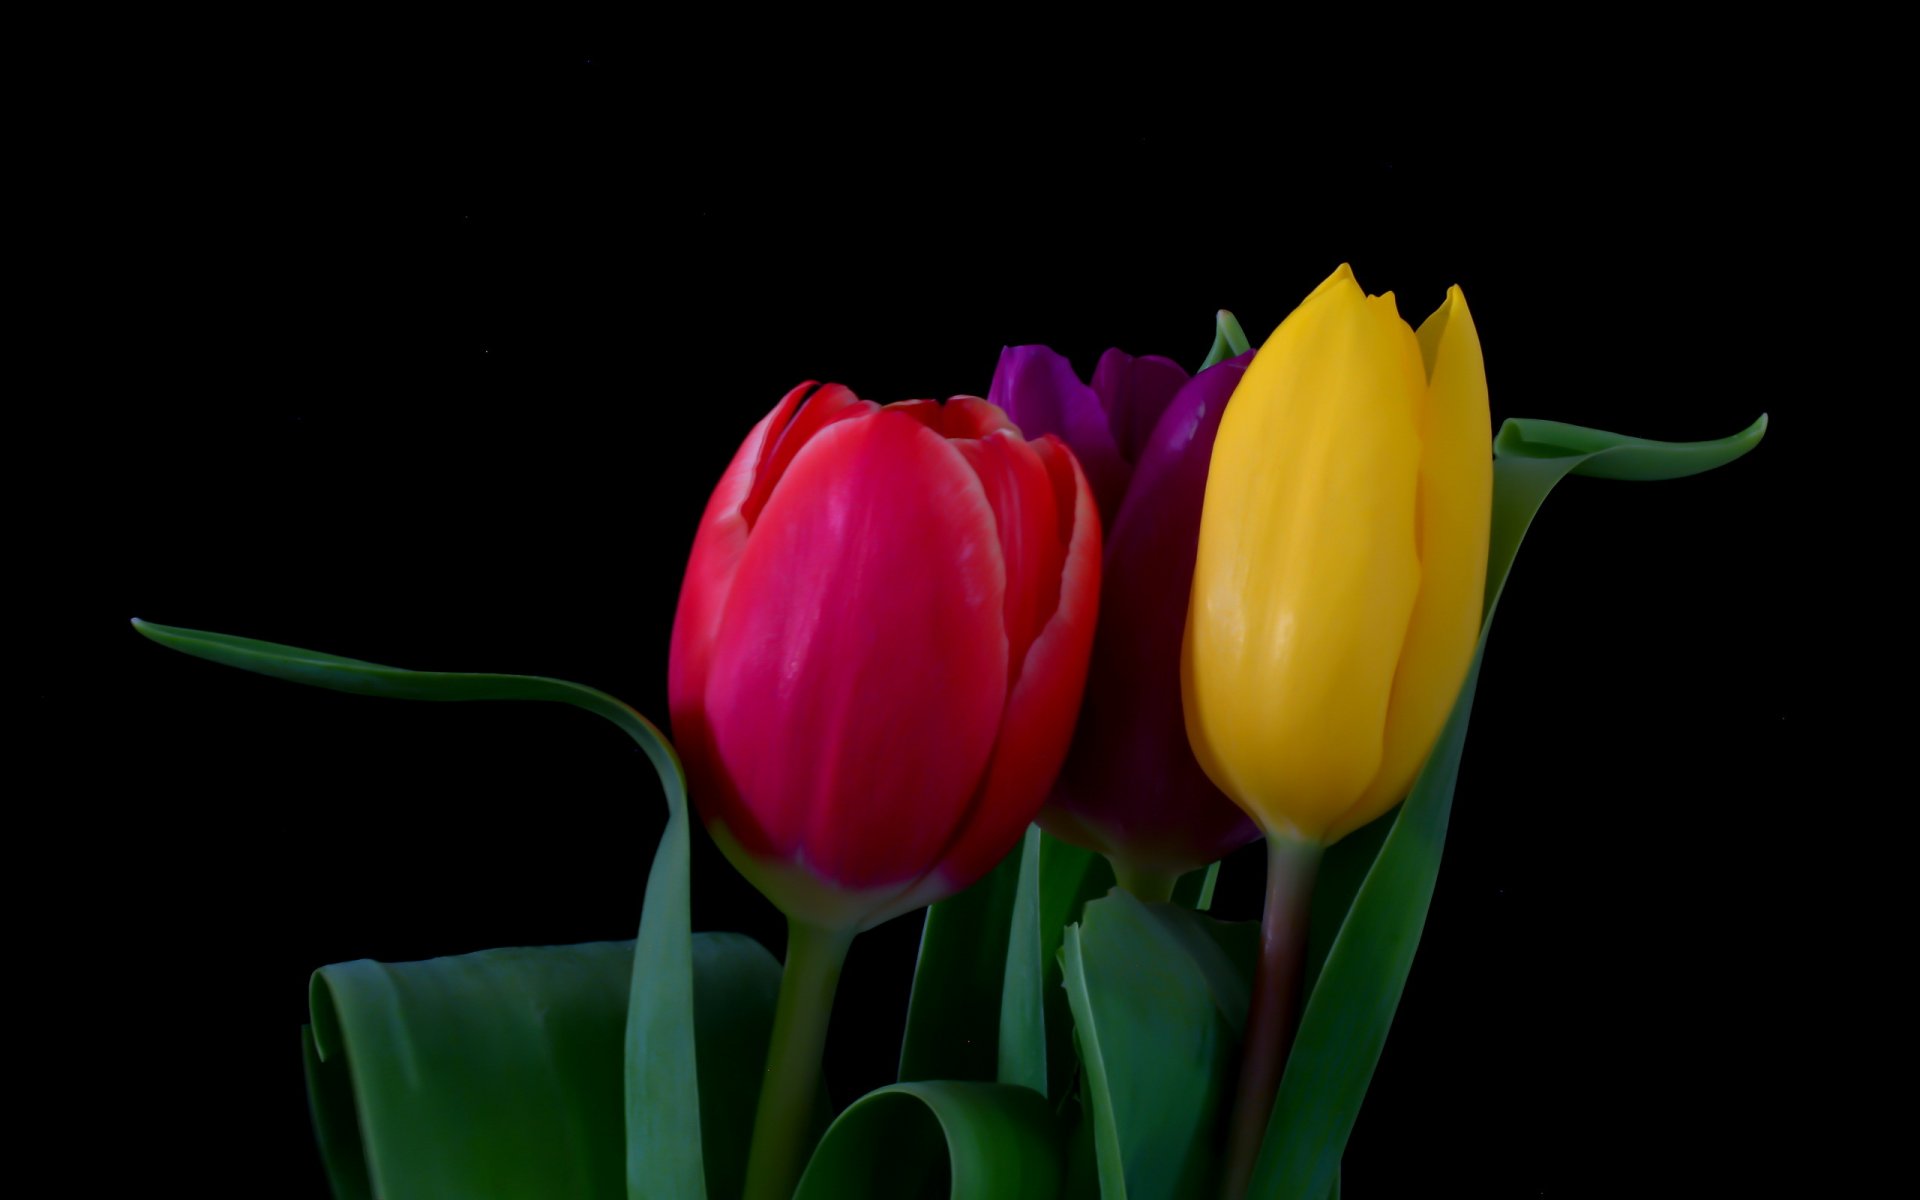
[1183,265,1426,841]
[1327,285,1493,841]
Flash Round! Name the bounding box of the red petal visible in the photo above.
[951,431,1064,688]
[742,383,870,526]
[702,408,1011,889]
[669,390,801,853]
[906,434,1102,898]
[936,395,1018,440]
[879,399,943,430]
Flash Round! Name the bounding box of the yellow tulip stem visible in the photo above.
[742,918,855,1200]
[1220,835,1323,1200]
[1112,859,1181,904]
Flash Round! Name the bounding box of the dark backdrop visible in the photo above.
[48,49,1804,1198]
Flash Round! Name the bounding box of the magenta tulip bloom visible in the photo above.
[991,346,1260,883]
[669,382,1102,931]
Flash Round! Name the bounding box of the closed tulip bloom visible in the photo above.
[991,345,1259,886]
[669,382,1101,932]
[1193,265,1493,1199]
[673,382,1101,1200]
[1184,264,1492,846]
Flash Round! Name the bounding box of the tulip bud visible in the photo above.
[669,382,1102,931]
[991,345,1260,881]
[1183,265,1492,845]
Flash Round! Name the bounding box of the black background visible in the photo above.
[44,48,1816,1198]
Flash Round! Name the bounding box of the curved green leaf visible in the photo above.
[1170,860,1221,911]
[1199,309,1253,371]
[688,935,787,1200]
[1494,413,1768,480]
[301,933,780,1200]
[1060,891,1255,1200]
[130,620,709,1200]
[903,826,1113,1104]
[1249,416,1765,1198]
[792,1082,1064,1200]
[997,829,1123,1101]
[998,828,1048,1095]
[899,834,1028,1085]
[1302,813,1392,997]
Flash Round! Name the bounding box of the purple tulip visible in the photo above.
[990,344,1261,885]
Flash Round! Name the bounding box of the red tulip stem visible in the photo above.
[742,918,855,1200]
[1220,835,1323,1200]
[1112,860,1181,904]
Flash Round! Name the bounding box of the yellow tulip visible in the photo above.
[1182,264,1492,846]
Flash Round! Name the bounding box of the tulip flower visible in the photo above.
[989,343,1260,891]
[1186,264,1492,1199]
[669,381,1100,1200]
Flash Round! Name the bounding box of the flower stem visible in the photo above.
[742,918,854,1200]
[1220,835,1322,1200]
[1112,859,1181,904]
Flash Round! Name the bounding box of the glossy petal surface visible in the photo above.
[1184,266,1427,842]
[703,410,1009,888]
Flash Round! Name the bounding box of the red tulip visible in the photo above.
[669,382,1101,932]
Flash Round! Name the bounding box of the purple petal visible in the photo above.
[1090,348,1190,466]
[988,344,1129,524]
[1039,352,1260,873]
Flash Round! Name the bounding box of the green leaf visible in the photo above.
[1248,416,1766,1198]
[1494,413,1768,480]
[903,827,1113,1104]
[1302,813,1392,997]
[1060,892,1255,1200]
[998,829,1129,1101]
[792,1081,1064,1200]
[688,935,787,1200]
[304,941,631,1199]
[998,828,1048,1095]
[129,620,712,1200]
[1169,861,1220,911]
[301,933,780,1200]
[1198,309,1253,371]
[899,836,1027,1085]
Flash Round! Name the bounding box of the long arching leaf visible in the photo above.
[130,620,714,1200]
[1247,415,1766,1198]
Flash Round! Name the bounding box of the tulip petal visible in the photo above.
[703,409,1010,890]
[743,383,871,526]
[670,384,812,820]
[1090,348,1190,465]
[936,394,1020,440]
[952,431,1065,688]
[1041,355,1259,874]
[901,436,1100,902]
[1183,265,1427,842]
[989,345,1130,524]
[1333,287,1493,839]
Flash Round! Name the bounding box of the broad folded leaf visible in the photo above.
[792,1082,1065,1200]
[1060,891,1257,1200]
[302,934,780,1200]
[1247,416,1766,1198]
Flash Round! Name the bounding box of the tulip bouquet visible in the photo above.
[135,266,1763,1199]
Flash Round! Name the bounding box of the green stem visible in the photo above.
[1220,835,1323,1200]
[1112,859,1181,904]
[742,919,855,1200]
